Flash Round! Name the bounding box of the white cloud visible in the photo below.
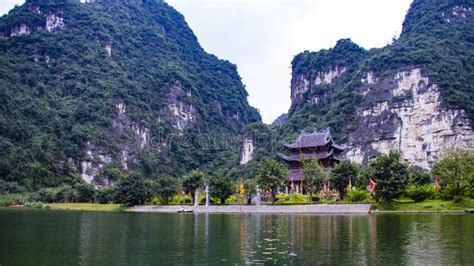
[0,0,23,15]
[0,0,413,123]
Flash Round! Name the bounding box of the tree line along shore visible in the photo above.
[1,149,473,212]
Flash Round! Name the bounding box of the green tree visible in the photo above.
[331,161,359,199]
[302,158,327,201]
[153,176,178,204]
[409,167,432,185]
[182,170,205,204]
[432,149,474,194]
[369,151,409,202]
[76,183,96,203]
[257,159,288,203]
[115,172,149,206]
[332,160,360,199]
[210,176,233,204]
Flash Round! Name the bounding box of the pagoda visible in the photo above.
[279,128,347,188]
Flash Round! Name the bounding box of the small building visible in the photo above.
[279,128,347,191]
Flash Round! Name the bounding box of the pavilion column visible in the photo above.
[194,189,199,207]
[205,184,210,207]
[285,186,289,194]
[256,185,261,207]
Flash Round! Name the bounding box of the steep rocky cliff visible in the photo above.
[0,0,260,188]
[283,0,474,170]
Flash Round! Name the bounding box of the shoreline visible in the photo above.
[129,204,372,214]
[1,204,472,214]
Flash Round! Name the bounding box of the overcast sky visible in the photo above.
[1,0,413,123]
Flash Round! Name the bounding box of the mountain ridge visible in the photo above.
[0,0,260,189]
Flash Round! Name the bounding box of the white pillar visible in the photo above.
[285,186,289,194]
[205,184,210,207]
[256,185,261,207]
[194,189,199,207]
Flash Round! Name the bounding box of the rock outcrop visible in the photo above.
[283,0,474,170]
[347,68,473,169]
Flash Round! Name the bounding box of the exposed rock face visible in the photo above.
[105,43,112,57]
[10,24,30,37]
[284,1,474,171]
[45,13,64,32]
[290,66,347,107]
[80,141,112,186]
[0,0,262,188]
[240,136,255,165]
[165,82,197,132]
[347,68,473,169]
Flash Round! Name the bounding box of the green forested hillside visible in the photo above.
[0,0,260,190]
[237,0,473,176]
[283,0,473,140]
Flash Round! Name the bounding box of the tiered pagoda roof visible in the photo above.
[279,128,347,181]
[282,128,347,152]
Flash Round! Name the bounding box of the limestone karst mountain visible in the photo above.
[0,0,260,188]
[279,0,473,170]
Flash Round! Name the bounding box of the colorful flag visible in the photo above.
[239,178,245,197]
[434,176,439,193]
[369,177,377,193]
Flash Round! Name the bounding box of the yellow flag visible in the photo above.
[240,178,245,197]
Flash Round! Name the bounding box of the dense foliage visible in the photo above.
[152,175,178,204]
[257,159,288,203]
[209,175,233,204]
[279,0,473,145]
[114,172,148,206]
[369,151,409,202]
[432,149,474,196]
[182,169,204,203]
[0,0,260,190]
[332,160,359,199]
[302,158,327,199]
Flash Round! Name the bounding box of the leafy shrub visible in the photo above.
[179,195,193,204]
[35,188,57,203]
[453,195,464,204]
[76,183,96,203]
[463,183,474,199]
[0,181,27,195]
[52,185,78,203]
[440,184,462,200]
[94,187,115,204]
[0,180,7,194]
[310,194,320,202]
[404,184,435,202]
[409,169,432,185]
[114,173,150,206]
[25,201,44,209]
[345,189,369,202]
[225,195,243,204]
[0,194,29,207]
[276,193,307,204]
[199,196,216,205]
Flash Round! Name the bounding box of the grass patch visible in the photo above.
[375,199,474,211]
[45,203,127,212]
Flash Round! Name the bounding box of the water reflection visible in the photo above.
[1,210,473,265]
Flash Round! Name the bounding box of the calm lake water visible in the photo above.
[0,209,473,265]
